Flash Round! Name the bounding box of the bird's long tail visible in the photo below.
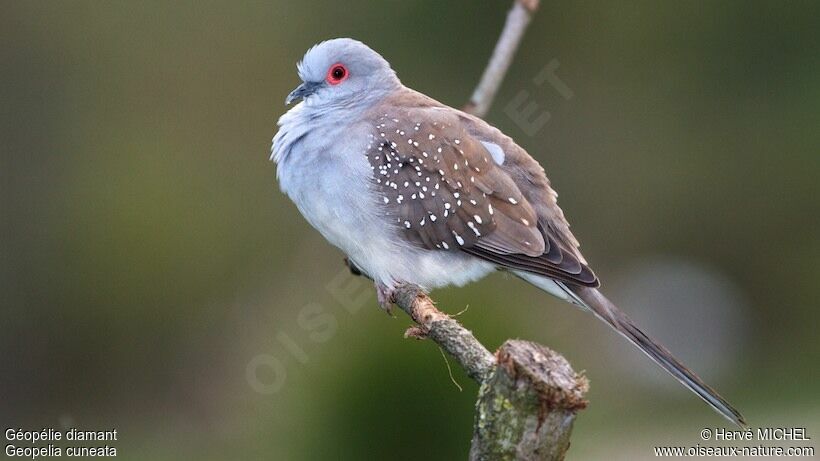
[516,272,746,427]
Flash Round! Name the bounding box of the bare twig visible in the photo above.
[391,284,588,460]
[463,0,541,118]
[392,284,494,382]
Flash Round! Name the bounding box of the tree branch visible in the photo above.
[392,284,496,382]
[463,0,541,118]
[391,284,588,461]
[470,341,588,461]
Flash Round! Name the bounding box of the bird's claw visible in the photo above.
[343,257,364,277]
[375,283,396,317]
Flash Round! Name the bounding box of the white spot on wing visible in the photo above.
[480,140,506,165]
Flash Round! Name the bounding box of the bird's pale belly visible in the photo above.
[290,179,494,290]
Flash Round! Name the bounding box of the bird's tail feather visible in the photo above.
[572,286,746,427]
[519,272,746,427]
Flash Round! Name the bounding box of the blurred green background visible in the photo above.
[2,1,819,459]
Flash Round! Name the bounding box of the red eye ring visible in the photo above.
[326,63,348,85]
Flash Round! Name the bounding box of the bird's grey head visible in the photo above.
[286,38,400,109]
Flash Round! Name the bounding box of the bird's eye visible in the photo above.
[326,63,348,85]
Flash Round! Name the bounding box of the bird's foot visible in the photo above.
[343,257,365,277]
[375,282,396,317]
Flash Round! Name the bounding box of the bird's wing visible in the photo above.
[365,107,598,287]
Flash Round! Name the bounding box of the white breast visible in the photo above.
[273,105,495,290]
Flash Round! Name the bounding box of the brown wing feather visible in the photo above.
[366,102,599,288]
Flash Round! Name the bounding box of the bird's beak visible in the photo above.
[285,81,322,105]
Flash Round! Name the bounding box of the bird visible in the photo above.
[271,38,746,427]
